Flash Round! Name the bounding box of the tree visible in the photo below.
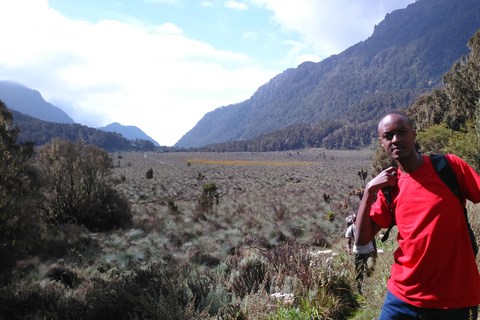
[406,29,480,170]
[0,100,42,277]
[416,123,453,155]
[36,138,132,231]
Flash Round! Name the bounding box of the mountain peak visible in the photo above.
[0,80,75,124]
[175,0,480,148]
[98,122,160,147]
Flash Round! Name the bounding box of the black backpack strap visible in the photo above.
[381,186,396,243]
[429,154,478,257]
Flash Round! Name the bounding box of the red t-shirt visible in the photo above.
[371,154,480,308]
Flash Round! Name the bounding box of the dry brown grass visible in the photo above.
[110,149,374,261]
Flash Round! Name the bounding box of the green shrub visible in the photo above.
[416,123,452,155]
[36,139,132,232]
[167,199,179,215]
[0,100,43,280]
[197,183,220,215]
[444,122,480,171]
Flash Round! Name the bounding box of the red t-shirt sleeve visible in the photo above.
[370,188,395,229]
[446,154,480,203]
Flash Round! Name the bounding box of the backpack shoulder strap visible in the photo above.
[381,186,396,243]
[429,154,478,257]
[429,154,463,201]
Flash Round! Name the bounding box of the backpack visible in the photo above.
[380,154,478,257]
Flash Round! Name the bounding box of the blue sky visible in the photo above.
[0,0,415,146]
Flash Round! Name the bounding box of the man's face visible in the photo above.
[378,114,416,160]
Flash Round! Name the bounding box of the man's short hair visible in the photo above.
[378,110,414,130]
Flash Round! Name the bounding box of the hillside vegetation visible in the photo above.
[10,109,162,152]
[176,0,480,148]
[194,27,480,156]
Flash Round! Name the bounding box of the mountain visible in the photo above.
[8,108,160,152]
[0,80,75,124]
[98,122,160,146]
[0,81,161,147]
[175,0,480,148]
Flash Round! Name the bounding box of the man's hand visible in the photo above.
[365,166,398,194]
[355,167,397,246]
[347,238,353,255]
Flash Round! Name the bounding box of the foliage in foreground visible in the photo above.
[0,242,359,320]
[0,100,43,278]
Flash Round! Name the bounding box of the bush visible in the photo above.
[229,252,269,299]
[47,265,82,289]
[416,123,452,155]
[77,185,132,231]
[36,139,132,231]
[146,168,154,179]
[0,263,193,320]
[197,183,220,214]
[0,100,43,281]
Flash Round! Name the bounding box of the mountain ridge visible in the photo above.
[0,80,75,124]
[175,0,480,148]
[0,81,160,147]
[98,122,160,147]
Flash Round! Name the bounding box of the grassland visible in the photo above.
[113,148,373,264]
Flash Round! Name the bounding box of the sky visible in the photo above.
[0,0,415,146]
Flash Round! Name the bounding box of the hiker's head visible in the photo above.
[346,212,357,225]
[378,111,417,161]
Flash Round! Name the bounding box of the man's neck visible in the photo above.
[396,152,424,174]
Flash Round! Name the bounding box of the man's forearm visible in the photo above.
[355,184,381,246]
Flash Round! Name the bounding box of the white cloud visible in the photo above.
[241,31,259,41]
[225,1,248,10]
[0,0,277,146]
[248,0,415,58]
[201,1,213,7]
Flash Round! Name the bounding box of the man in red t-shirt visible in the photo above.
[356,111,480,319]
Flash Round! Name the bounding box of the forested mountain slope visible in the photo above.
[9,109,159,152]
[176,0,480,148]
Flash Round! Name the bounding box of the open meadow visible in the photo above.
[112,148,374,265]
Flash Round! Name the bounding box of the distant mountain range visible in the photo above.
[175,0,480,148]
[0,80,160,147]
[0,81,75,124]
[7,108,160,152]
[98,122,160,146]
